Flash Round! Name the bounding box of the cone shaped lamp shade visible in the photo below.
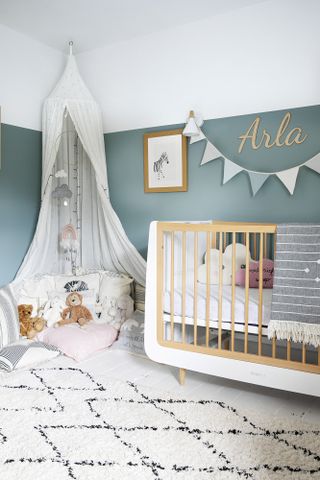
[183,112,200,137]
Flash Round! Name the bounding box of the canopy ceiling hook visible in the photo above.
[69,41,73,55]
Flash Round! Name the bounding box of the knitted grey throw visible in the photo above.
[269,224,320,347]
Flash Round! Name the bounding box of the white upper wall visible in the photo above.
[77,0,320,133]
[1,0,319,132]
[0,24,65,130]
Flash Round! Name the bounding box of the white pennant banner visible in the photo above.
[306,152,320,174]
[190,128,206,144]
[248,172,270,196]
[276,167,299,195]
[196,133,320,196]
[200,140,224,165]
[223,159,243,184]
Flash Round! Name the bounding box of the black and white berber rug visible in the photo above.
[0,366,319,479]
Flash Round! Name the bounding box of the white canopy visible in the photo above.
[15,53,146,285]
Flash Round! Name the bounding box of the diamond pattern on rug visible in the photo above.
[0,366,319,480]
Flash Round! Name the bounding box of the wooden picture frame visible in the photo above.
[144,129,187,192]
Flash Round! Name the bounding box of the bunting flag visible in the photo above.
[223,159,243,184]
[189,129,206,144]
[194,133,320,196]
[248,172,269,195]
[276,167,300,195]
[306,152,320,174]
[201,141,224,165]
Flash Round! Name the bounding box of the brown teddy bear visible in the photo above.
[56,292,92,327]
[18,304,45,340]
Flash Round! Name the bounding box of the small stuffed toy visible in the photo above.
[18,304,45,340]
[100,294,134,330]
[56,292,92,327]
[43,296,66,327]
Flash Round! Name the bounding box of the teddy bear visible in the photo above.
[18,304,45,340]
[56,292,93,327]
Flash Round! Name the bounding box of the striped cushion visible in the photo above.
[134,282,145,312]
[0,342,59,372]
[0,286,20,348]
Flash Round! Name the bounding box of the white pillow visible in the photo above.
[54,273,100,295]
[99,274,133,301]
[19,275,55,301]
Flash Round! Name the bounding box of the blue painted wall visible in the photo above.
[105,105,320,259]
[1,104,320,286]
[0,124,41,287]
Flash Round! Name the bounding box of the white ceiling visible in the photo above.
[0,0,268,53]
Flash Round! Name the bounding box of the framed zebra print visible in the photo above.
[144,129,187,192]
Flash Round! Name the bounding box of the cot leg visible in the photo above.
[179,368,186,385]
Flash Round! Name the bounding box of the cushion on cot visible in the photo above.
[0,286,20,349]
[36,323,118,362]
[235,259,274,288]
[198,243,252,285]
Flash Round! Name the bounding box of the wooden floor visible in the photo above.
[74,349,320,424]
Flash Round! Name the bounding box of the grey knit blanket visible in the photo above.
[269,224,320,347]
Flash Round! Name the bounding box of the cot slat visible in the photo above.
[206,232,211,347]
[287,340,291,361]
[244,232,250,354]
[263,233,267,257]
[253,233,257,260]
[231,232,236,352]
[157,229,165,343]
[170,231,175,342]
[182,231,186,345]
[218,232,223,349]
[193,232,198,346]
[258,233,263,356]
[302,344,306,364]
[272,336,276,358]
[223,232,227,250]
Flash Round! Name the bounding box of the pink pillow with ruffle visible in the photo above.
[235,259,274,288]
[36,323,118,361]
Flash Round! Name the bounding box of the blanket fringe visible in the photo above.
[268,320,320,348]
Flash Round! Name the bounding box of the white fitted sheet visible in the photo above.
[164,284,272,328]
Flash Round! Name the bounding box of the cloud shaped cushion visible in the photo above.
[198,243,251,285]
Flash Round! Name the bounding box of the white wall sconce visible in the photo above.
[183,110,200,136]
[182,110,206,143]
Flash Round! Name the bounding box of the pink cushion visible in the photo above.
[36,323,118,362]
[235,259,274,289]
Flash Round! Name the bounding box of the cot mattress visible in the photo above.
[164,284,272,331]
